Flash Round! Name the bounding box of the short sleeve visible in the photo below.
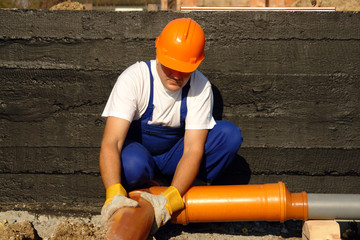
[185,71,216,130]
[102,62,148,122]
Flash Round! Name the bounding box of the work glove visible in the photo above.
[140,186,184,233]
[101,183,138,225]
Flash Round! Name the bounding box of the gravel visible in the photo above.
[0,209,303,240]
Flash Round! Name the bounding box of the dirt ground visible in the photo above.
[0,218,106,240]
[0,202,305,240]
[0,209,304,240]
[49,0,85,10]
[1,209,359,240]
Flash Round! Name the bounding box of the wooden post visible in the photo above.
[147,4,159,11]
[161,0,168,10]
[176,0,181,11]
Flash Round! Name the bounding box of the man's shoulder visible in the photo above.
[118,60,152,82]
[124,61,149,73]
[187,70,212,98]
[191,70,211,87]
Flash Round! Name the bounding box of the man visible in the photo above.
[99,18,243,230]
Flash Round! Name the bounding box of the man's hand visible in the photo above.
[101,195,138,224]
[140,186,184,233]
[101,183,138,225]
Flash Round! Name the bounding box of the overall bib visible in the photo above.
[126,61,190,156]
[121,61,243,190]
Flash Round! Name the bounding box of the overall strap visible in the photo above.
[142,61,154,120]
[144,60,190,124]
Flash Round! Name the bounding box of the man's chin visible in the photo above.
[165,81,182,91]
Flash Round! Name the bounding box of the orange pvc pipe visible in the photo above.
[104,191,155,240]
[148,182,308,224]
[104,182,308,239]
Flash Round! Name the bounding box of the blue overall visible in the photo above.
[121,61,243,190]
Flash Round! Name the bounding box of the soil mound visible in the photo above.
[49,0,85,10]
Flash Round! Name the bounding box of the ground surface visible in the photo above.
[1,208,359,239]
[0,208,303,240]
[49,0,85,10]
[0,202,304,239]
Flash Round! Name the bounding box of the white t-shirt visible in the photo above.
[102,60,216,130]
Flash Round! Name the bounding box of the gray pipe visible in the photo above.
[308,194,360,220]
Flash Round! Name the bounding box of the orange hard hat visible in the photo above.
[156,18,205,73]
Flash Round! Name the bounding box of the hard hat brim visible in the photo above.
[156,48,204,73]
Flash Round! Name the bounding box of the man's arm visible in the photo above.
[99,116,131,189]
[140,128,208,229]
[171,129,208,196]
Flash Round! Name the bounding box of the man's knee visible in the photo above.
[214,120,243,150]
[121,144,154,189]
[200,121,243,183]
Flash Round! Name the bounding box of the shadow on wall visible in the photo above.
[212,84,224,121]
[213,154,252,185]
[212,84,251,185]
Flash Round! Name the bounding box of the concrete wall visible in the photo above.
[0,10,359,207]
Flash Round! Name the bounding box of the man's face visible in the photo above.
[156,61,192,92]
